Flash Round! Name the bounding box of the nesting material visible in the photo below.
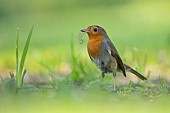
[77,32,86,44]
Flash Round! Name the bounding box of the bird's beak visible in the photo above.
[81,29,89,33]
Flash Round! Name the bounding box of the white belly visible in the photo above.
[90,55,110,70]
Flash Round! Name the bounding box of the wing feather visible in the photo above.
[106,39,126,77]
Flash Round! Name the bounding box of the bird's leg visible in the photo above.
[108,56,117,91]
[99,72,105,87]
[113,72,116,91]
[102,72,105,78]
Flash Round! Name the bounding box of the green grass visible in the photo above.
[0,76,170,113]
[16,25,34,88]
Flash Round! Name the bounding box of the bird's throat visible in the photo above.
[87,35,103,58]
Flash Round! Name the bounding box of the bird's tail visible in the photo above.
[124,64,147,80]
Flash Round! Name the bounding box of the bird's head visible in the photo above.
[81,25,107,40]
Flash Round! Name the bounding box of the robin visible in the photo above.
[81,25,147,90]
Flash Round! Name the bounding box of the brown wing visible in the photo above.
[107,39,126,77]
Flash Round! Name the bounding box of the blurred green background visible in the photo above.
[0,0,170,113]
[0,0,170,77]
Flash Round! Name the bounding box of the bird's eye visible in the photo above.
[93,28,98,32]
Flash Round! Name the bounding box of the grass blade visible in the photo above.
[70,37,77,64]
[159,76,168,93]
[17,25,34,88]
[16,28,20,77]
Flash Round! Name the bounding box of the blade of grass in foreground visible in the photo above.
[17,25,34,88]
[16,28,19,77]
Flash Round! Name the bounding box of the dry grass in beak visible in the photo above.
[77,32,86,44]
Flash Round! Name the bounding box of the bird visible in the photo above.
[81,25,147,90]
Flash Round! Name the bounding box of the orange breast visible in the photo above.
[87,36,103,58]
